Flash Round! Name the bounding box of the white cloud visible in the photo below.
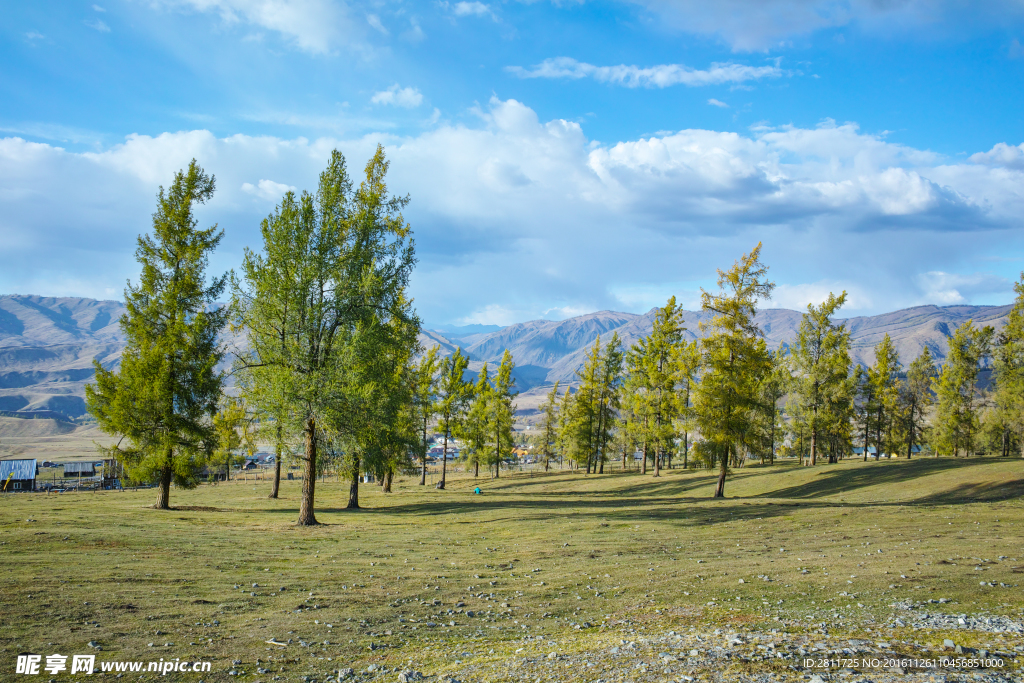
[708,98,729,108]
[768,281,873,312]
[448,1,493,18]
[85,19,111,32]
[458,304,522,326]
[916,271,1012,305]
[2,98,1023,323]
[969,142,1024,170]
[241,178,297,200]
[371,84,424,108]
[92,4,106,11]
[366,13,388,35]
[24,32,45,42]
[163,0,352,54]
[506,57,785,88]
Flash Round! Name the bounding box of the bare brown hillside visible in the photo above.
[0,294,1013,417]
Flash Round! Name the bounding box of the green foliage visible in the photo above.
[869,333,902,458]
[209,397,253,480]
[788,292,853,465]
[693,243,774,497]
[488,349,519,477]
[624,300,684,475]
[673,339,701,468]
[436,348,472,488]
[411,346,440,483]
[561,334,623,473]
[536,380,561,471]
[992,272,1024,457]
[230,145,418,522]
[896,346,936,458]
[931,321,993,457]
[462,362,492,476]
[86,159,228,508]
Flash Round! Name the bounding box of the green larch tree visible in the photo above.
[231,146,417,525]
[869,334,902,458]
[993,273,1024,457]
[898,346,936,458]
[787,292,852,465]
[537,381,561,471]
[462,363,492,477]
[488,349,518,478]
[86,160,228,510]
[932,321,993,457]
[436,348,472,489]
[673,339,701,469]
[411,346,440,484]
[693,243,774,497]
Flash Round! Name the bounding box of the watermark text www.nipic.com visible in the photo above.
[16,654,213,675]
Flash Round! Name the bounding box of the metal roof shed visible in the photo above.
[1,459,37,492]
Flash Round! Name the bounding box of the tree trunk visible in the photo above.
[297,417,318,525]
[642,443,648,474]
[269,425,282,498]
[809,403,818,466]
[474,459,479,477]
[156,446,172,509]
[907,407,915,459]
[347,457,360,509]
[420,416,428,485]
[714,445,728,498]
[653,447,661,477]
[383,468,393,493]
[683,433,689,469]
[437,429,448,489]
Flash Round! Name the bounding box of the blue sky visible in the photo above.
[2,0,1024,326]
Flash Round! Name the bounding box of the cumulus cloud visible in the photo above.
[162,0,352,54]
[241,178,297,200]
[446,1,494,18]
[768,281,873,312]
[2,98,1023,322]
[507,57,784,88]
[371,84,424,108]
[969,142,1024,170]
[627,0,1024,51]
[708,98,729,108]
[916,271,1013,305]
[85,19,111,32]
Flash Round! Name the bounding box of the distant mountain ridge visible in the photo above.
[430,303,1014,392]
[0,294,1013,417]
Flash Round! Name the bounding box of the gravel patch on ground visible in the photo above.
[252,615,1023,683]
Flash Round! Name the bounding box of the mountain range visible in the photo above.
[0,294,1013,419]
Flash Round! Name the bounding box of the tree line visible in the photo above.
[84,151,1024,525]
[535,259,1024,497]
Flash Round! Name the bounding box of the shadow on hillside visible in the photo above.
[753,457,989,499]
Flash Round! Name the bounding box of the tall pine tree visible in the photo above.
[87,160,228,510]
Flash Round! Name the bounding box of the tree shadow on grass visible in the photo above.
[910,479,1024,505]
[751,457,996,500]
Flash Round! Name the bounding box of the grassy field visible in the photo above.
[1,455,1022,681]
